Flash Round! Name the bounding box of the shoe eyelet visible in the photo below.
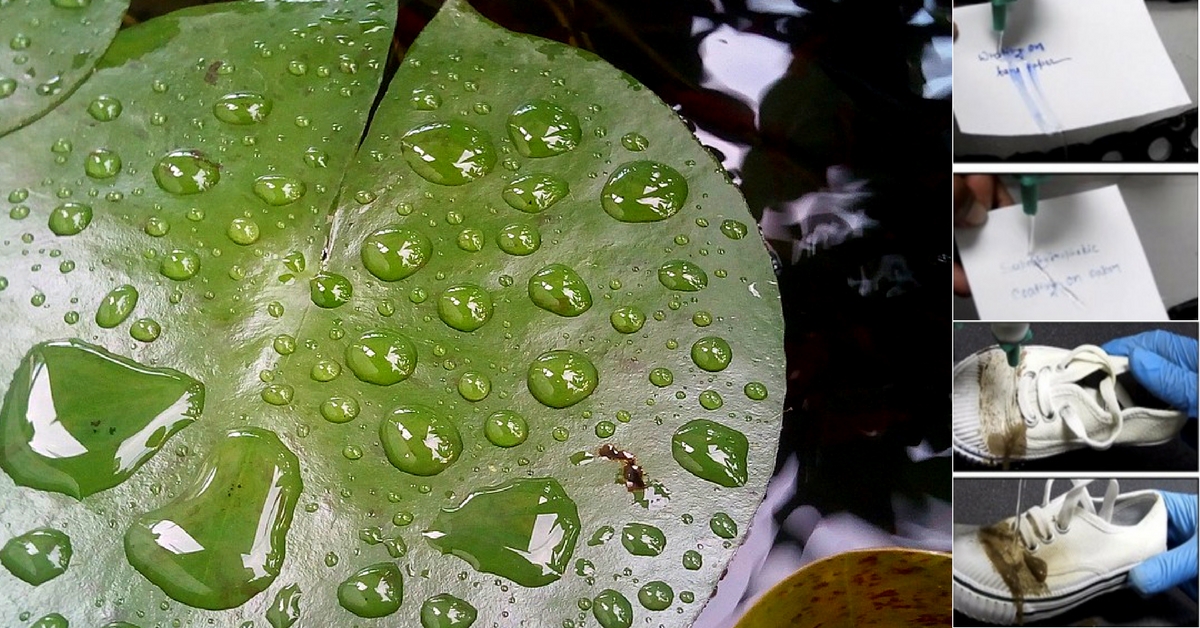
[1025,542,1038,552]
[1055,522,1069,535]
[1022,371,1036,381]
[1055,363,1066,372]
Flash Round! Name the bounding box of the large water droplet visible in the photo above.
[266,583,301,628]
[658,260,707,291]
[338,562,403,618]
[30,614,68,628]
[420,593,477,628]
[321,396,360,424]
[87,94,122,121]
[457,371,490,402]
[484,410,527,448]
[710,512,737,538]
[124,427,301,610]
[507,100,581,158]
[528,264,591,317]
[380,405,462,476]
[744,381,768,400]
[638,581,674,611]
[0,528,72,585]
[601,161,688,223]
[690,336,732,372]
[401,121,496,186]
[227,218,260,245]
[95,284,138,328]
[253,175,306,206]
[84,148,122,179]
[437,284,493,332]
[0,340,203,498]
[423,477,580,587]
[153,150,220,195]
[309,272,352,309]
[361,226,431,281]
[160,249,200,280]
[683,549,702,570]
[501,173,569,213]
[496,223,541,256]
[699,390,722,410]
[213,92,273,125]
[671,419,748,487]
[609,306,645,334]
[620,132,649,152]
[620,522,666,556]
[720,219,748,240]
[47,202,92,236]
[649,368,673,388]
[345,331,417,386]
[527,350,598,408]
[592,589,633,628]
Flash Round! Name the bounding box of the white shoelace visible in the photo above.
[1014,479,1118,551]
[1026,345,1124,449]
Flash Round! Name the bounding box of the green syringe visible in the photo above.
[1019,175,1047,255]
[991,0,1017,53]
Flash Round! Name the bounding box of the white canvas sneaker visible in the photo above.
[953,479,1167,625]
[952,344,1187,465]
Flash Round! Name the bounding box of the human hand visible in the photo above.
[953,174,1014,296]
[1101,330,1199,419]
[1129,491,1198,601]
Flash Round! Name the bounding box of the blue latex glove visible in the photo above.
[1128,491,1198,601]
[1101,331,1198,419]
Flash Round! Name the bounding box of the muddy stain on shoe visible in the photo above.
[978,348,1027,466]
[978,522,1049,625]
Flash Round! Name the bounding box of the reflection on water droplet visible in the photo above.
[213,92,272,125]
[95,284,138,328]
[160,249,200,280]
[380,405,462,476]
[699,390,722,410]
[456,228,483,252]
[361,227,431,281]
[253,175,306,206]
[337,563,403,618]
[620,132,649,152]
[309,272,353,309]
[501,173,569,213]
[638,581,674,611]
[130,318,161,343]
[720,219,748,240]
[658,260,707,291]
[592,589,633,628]
[507,100,581,158]
[84,149,122,179]
[154,150,220,195]
[144,216,169,237]
[691,336,732,372]
[87,95,122,121]
[437,284,493,332]
[423,477,580,587]
[345,331,417,386]
[692,310,712,327]
[496,223,540,256]
[0,340,203,498]
[484,410,527,447]
[261,384,294,406]
[124,428,300,610]
[0,528,72,585]
[672,419,748,487]
[420,593,477,628]
[310,359,341,382]
[601,161,687,223]
[528,264,591,317]
[29,614,68,628]
[710,512,737,538]
[401,121,496,186]
[527,350,598,408]
[744,381,768,400]
[411,88,442,110]
[609,307,645,334]
[266,583,301,628]
[621,522,666,556]
[457,371,490,402]
[321,397,360,424]
[227,218,260,245]
[683,549,702,570]
[48,202,92,236]
[648,368,673,388]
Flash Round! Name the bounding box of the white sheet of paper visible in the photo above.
[953,0,1191,137]
[955,185,1167,321]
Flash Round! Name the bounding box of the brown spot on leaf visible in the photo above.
[204,60,222,85]
[597,444,646,491]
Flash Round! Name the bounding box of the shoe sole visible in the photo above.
[951,432,1176,466]
[952,566,1129,625]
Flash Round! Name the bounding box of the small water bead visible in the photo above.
[665,339,679,350]
[273,335,297,355]
[410,287,428,304]
[63,311,78,324]
[0,527,72,585]
[528,264,591,317]
[658,260,708,291]
[154,150,220,195]
[309,272,353,309]
[160,249,200,280]
[380,405,462,476]
[620,132,649,152]
[30,292,45,306]
[87,95,122,121]
[325,552,340,567]
[9,33,30,50]
[435,284,493,332]
[254,175,306,206]
[528,350,598,409]
[691,336,732,372]
[648,368,673,387]
[720,219,749,240]
[456,228,483,252]
[393,511,414,526]
[144,216,169,237]
[507,99,581,157]
[594,421,615,438]
[592,589,633,628]
[699,390,723,410]
[401,121,496,186]
[211,92,272,125]
[710,512,737,538]
[303,147,328,168]
[609,306,645,334]
[680,591,695,604]
[484,410,527,447]
[0,77,14,99]
[411,88,442,110]
[421,593,477,628]
[345,330,417,385]
[672,419,748,487]
[321,396,360,424]
[47,202,92,236]
[496,223,540,256]
[311,359,342,382]
[287,59,308,75]
[338,563,403,618]
[457,371,491,401]
[473,102,492,115]
[682,549,703,570]
[501,173,569,213]
[84,149,122,179]
[601,161,688,223]
[638,581,674,611]
[342,445,363,460]
[744,381,768,400]
[621,522,666,556]
[8,188,27,203]
[95,284,138,328]
[261,384,294,406]
[129,318,162,341]
[692,310,713,327]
